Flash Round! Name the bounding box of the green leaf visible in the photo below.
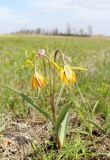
[55,103,71,135]
[92,100,99,113]
[58,112,69,147]
[88,120,105,133]
[0,84,52,122]
[20,93,52,121]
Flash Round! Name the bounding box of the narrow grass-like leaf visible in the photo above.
[20,93,52,121]
[55,103,71,135]
[58,112,69,147]
[71,67,88,71]
[70,97,86,120]
[88,120,105,133]
[92,100,99,113]
[0,84,52,121]
[71,129,88,135]
[0,84,21,96]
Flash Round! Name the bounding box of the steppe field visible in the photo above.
[0,35,110,160]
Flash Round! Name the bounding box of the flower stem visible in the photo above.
[51,50,60,123]
[56,83,65,107]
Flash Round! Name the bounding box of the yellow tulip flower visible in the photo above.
[32,72,45,89]
[60,65,77,84]
[50,60,87,85]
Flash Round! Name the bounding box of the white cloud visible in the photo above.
[0,6,30,33]
[25,0,110,35]
[17,19,31,25]
[0,1,110,35]
[28,0,73,12]
[65,0,110,10]
[28,0,110,11]
[0,6,15,18]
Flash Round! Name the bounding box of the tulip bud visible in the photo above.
[38,49,46,57]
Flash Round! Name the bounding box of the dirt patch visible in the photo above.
[0,112,110,160]
[0,112,50,160]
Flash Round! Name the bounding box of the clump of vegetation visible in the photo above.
[1,48,87,150]
[0,36,110,159]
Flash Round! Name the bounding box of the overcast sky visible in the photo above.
[0,0,110,35]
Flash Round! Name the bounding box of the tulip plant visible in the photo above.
[0,49,87,149]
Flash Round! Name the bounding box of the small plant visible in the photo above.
[0,49,87,150]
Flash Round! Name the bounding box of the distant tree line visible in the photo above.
[12,24,93,37]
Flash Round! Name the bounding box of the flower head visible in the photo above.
[50,60,87,85]
[38,49,46,58]
[60,65,77,84]
[32,72,45,89]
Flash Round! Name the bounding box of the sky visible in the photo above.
[0,0,110,35]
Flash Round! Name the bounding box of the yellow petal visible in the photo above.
[64,65,73,81]
[50,60,61,71]
[63,73,69,84]
[35,72,45,88]
[38,74,45,88]
[71,67,88,71]
[32,75,38,89]
[32,72,46,89]
[60,69,69,84]
[71,72,77,84]
[60,69,64,81]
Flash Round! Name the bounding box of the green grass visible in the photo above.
[0,35,110,159]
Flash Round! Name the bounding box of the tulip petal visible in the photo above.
[32,75,38,89]
[60,69,64,81]
[64,65,73,81]
[71,72,77,83]
[50,60,61,71]
[32,72,46,89]
[71,67,88,71]
[60,69,69,84]
[38,74,45,88]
